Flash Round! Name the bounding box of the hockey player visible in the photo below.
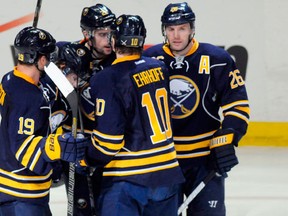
[86,14,185,216]
[143,2,250,216]
[79,3,116,74]
[63,3,116,133]
[55,43,92,89]
[59,4,116,216]
[55,42,97,215]
[60,3,116,139]
[0,26,88,216]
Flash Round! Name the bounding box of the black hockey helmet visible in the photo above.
[161,2,195,26]
[111,14,146,48]
[80,4,115,31]
[14,26,57,64]
[57,43,92,81]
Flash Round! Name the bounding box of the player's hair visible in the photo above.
[14,26,57,64]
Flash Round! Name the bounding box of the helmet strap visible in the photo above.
[86,32,100,59]
[36,63,46,78]
[88,36,107,60]
[35,56,46,78]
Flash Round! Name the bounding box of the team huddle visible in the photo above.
[0,2,250,216]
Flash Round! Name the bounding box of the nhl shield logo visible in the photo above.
[169,75,200,119]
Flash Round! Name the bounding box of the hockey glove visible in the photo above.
[42,132,88,163]
[75,165,96,176]
[209,128,239,177]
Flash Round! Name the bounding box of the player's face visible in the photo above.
[165,23,193,53]
[91,28,112,58]
[65,72,78,88]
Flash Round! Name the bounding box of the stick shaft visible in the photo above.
[78,98,97,215]
[177,171,216,215]
[67,117,77,216]
[33,0,43,27]
[67,94,78,216]
[44,62,77,216]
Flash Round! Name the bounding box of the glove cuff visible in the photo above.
[43,134,61,161]
[210,128,235,149]
[210,133,234,149]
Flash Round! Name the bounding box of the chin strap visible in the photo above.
[35,61,46,78]
[87,29,100,59]
[89,41,107,60]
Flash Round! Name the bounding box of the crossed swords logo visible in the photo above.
[170,89,195,114]
[121,40,127,46]
[169,77,199,118]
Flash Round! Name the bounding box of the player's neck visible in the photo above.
[17,64,40,84]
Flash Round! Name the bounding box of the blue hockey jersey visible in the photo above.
[60,39,116,135]
[88,55,185,187]
[0,67,67,204]
[143,39,250,173]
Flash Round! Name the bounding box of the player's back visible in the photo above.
[0,70,51,204]
[90,56,184,187]
[93,56,171,149]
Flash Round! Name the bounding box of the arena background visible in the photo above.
[1,0,288,146]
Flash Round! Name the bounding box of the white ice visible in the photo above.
[49,146,288,216]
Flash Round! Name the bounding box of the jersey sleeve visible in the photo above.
[88,71,125,167]
[213,52,250,139]
[9,103,55,175]
[2,80,59,176]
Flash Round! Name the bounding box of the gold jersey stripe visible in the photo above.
[103,161,179,176]
[105,151,177,168]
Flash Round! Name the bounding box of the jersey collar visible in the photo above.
[14,66,37,86]
[163,38,199,57]
[112,54,141,65]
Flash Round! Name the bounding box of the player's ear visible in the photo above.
[82,30,89,40]
[39,55,48,67]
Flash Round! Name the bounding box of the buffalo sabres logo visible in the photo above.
[170,6,179,13]
[50,111,66,132]
[38,31,46,40]
[76,48,86,57]
[170,56,189,72]
[82,8,89,16]
[116,17,123,25]
[82,86,91,100]
[170,75,200,119]
[41,86,51,102]
[99,7,109,16]
[79,85,95,121]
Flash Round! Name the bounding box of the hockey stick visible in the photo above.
[32,0,43,27]
[44,62,77,216]
[78,104,97,216]
[86,172,97,216]
[177,170,216,215]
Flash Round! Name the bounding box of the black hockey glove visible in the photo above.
[42,132,89,163]
[75,165,96,176]
[209,128,239,177]
[51,161,63,184]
